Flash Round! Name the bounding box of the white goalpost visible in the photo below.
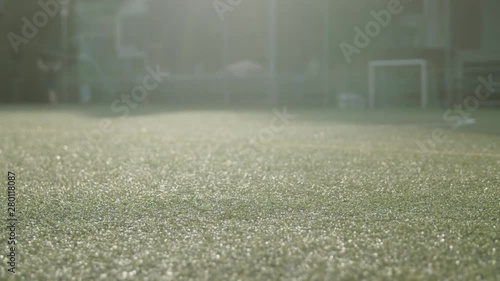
[368,59,429,109]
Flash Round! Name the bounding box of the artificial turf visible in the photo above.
[0,106,499,280]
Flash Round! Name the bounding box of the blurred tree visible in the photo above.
[0,0,79,103]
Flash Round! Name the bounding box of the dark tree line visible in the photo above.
[0,0,78,103]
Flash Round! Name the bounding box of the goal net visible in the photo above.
[368,59,430,109]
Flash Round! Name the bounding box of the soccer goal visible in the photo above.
[368,59,429,109]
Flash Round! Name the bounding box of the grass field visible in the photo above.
[1,106,499,280]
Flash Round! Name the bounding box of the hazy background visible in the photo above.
[0,0,499,107]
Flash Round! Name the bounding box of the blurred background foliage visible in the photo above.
[0,0,385,104]
[0,0,78,103]
[1,1,498,106]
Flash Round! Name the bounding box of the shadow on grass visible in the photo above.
[294,108,500,137]
[1,103,499,136]
[0,103,277,118]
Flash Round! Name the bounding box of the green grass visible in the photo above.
[1,106,499,280]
